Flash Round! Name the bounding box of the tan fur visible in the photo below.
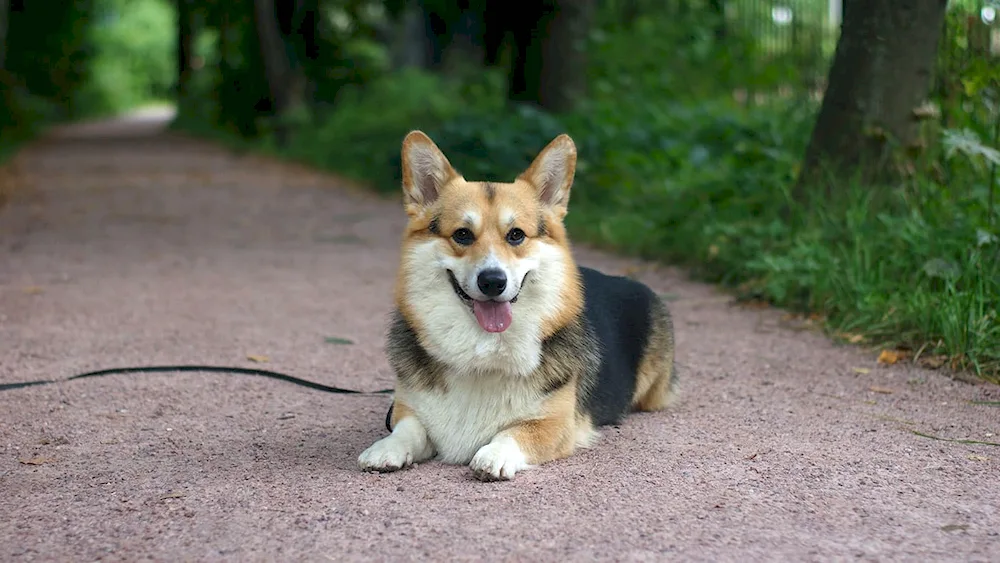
[389,400,416,429]
[500,383,578,465]
[630,299,677,411]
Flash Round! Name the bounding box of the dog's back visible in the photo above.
[577,266,676,426]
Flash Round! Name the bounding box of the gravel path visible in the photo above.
[1,111,998,562]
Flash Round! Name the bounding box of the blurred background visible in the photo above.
[0,0,998,380]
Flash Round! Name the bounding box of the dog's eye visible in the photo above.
[506,228,526,246]
[451,228,475,246]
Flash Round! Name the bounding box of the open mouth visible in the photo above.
[446,270,521,304]
[446,270,521,333]
[447,270,474,303]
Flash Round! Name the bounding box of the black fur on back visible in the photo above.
[577,266,661,426]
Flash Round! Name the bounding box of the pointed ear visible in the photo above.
[518,134,577,214]
[400,130,458,207]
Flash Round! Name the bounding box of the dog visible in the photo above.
[357,130,677,481]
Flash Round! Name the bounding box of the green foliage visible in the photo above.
[75,0,176,116]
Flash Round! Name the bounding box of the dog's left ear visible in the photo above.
[401,130,458,208]
[518,134,577,216]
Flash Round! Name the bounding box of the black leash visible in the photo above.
[1,365,397,431]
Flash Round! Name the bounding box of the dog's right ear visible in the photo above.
[401,131,457,207]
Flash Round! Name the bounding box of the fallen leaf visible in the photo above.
[918,355,948,369]
[22,286,44,295]
[324,337,354,345]
[19,456,56,465]
[877,349,903,365]
[852,367,871,375]
[967,455,990,462]
[160,492,185,500]
[869,386,894,394]
[740,300,770,310]
[836,332,865,343]
[940,524,968,533]
[658,293,680,302]
[277,413,296,420]
[246,354,269,363]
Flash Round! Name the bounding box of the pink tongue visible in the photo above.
[473,301,513,333]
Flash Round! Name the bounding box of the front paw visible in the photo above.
[358,437,415,473]
[469,437,530,481]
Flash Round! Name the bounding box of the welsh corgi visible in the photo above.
[357,130,677,481]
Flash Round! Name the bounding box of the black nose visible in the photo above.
[476,268,507,298]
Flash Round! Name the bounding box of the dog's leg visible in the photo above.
[469,385,577,481]
[632,301,677,412]
[358,401,434,473]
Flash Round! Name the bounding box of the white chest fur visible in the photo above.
[398,373,543,464]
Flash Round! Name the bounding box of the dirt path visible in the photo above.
[1,112,998,562]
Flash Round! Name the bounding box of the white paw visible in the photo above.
[358,437,414,473]
[469,437,531,481]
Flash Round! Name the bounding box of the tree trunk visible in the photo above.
[442,7,485,71]
[176,0,193,97]
[796,0,948,194]
[708,0,726,41]
[0,0,9,71]
[482,0,508,66]
[253,0,306,147]
[507,7,542,107]
[387,4,434,69]
[280,0,318,106]
[509,0,594,113]
[620,0,639,28]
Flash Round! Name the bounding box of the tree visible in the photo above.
[176,0,193,97]
[253,0,307,146]
[0,0,8,71]
[208,2,270,139]
[796,0,949,194]
[507,0,594,113]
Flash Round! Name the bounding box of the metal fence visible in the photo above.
[722,0,999,151]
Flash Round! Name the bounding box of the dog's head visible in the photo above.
[394,130,581,355]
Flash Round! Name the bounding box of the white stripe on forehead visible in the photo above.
[499,208,516,227]
[462,210,481,228]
